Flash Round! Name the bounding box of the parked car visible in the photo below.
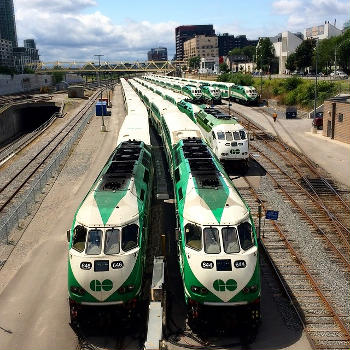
[286,106,297,119]
[312,111,323,129]
[330,71,348,79]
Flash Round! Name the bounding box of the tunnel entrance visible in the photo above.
[0,103,60,148]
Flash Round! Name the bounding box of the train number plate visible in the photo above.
[111,261,124,269]
[80,262,92,270]
[94,260,109,272]
[201,261,214,269]
[234,260,246,268]
[216,259,232,271]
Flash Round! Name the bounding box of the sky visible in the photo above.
[13,0,350,62]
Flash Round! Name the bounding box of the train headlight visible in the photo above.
[118,284,135,294]
[250,285,258,293]
[242,287,250,294]
[127,284,135,292]
[191,286,208,295]
[70,286,86,296]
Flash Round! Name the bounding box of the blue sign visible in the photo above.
[266,210,279,220]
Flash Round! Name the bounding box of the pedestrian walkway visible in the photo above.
[227,102,350,188]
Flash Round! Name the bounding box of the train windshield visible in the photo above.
[185,223,202,251]
[122,224,139,251]
[222,227,240,253]
[239,130,247,140]
[72,225,87,252]
[237,222,254,250]
[203,227,220,254]
[86,229,103,255]
[105,229,120,254]
[216,132,225,140]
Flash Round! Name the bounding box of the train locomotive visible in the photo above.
[67,79,152,325]
[129,78,261,334]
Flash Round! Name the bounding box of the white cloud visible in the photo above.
[272,0,349,30]
[272,0,302,15]
[14,0,177,61]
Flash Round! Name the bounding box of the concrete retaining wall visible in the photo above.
[0,74,53,95]
[0,102,58,145]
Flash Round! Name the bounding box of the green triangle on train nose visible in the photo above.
[94,185,129,225]
[196,177,229,224]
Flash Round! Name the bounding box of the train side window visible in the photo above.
[174,168,180,183]
[86,229,103,255]
[217,132,225,140]
[239,130,246,140]
[178,187,183,200]
[222,227,240,253]
[72,225,87,252]
[105,229,120,254]
[203,227,220,254]
[238,222,254,251]
[140,189,145,201]
[143,169,149,183]
[212,131,216,140]
[185,223,202,251]
[122,224,139,251]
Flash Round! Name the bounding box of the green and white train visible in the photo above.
[137,77,250,166]
[130,78,261,332]
[158,75,258,105]
[67,78,152,324]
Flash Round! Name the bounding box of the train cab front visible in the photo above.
[67,223,142,324]
[212,128,249,163]
[180,221,261,331]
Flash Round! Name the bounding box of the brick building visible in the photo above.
[322,95,350,144]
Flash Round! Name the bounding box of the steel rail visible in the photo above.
[0,89,101,213]
[250,143,350,252]
[249,150,350,270]
[221,104,350,212]
[244,177,350,347]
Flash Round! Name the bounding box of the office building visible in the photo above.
[183,35,218,61]
[0,0,18,47]
[175,25,215,60]
[218,33,258,56]
[147,47,168,61]
[0,37,13,67]
[304,22,341,40]
[271,31,303,74]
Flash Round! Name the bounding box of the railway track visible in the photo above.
[236,181,350,350]
[218,102,350,348]
[0,89,101,220]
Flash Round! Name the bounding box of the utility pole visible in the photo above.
[314,39,318,120]
[94,54,106,132]
[334,47,337,77]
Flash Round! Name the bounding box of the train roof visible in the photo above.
[119,78,150,146]
[75,141,151,228]
[130,79,202,146]
[176,138,249,225]
[136,77,187,103]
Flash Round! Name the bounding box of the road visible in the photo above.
[0,86,125,349]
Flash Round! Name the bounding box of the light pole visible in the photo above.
[313,39,318,121]
[94,54,106,132]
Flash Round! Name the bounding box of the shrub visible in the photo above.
[283,76,302,91]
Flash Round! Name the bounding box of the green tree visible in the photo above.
[51,65,65,84]
[242,45,256,61]
[228,48,242,56]
[285,53,296,72]
[256,38,275,72]
[294,38,316,71]
[188,56,200,69]
[337,28,350,73]
[219,62,230,73]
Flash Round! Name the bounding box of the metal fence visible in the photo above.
[0,104,95,244]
